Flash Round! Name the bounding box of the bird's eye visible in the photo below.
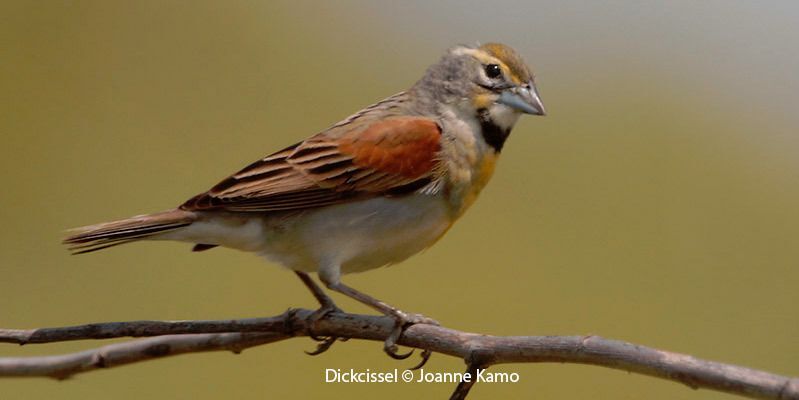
[484,64,502,79]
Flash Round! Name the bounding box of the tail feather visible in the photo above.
[64,209,196,254]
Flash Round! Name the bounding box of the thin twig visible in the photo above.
[0,332,288,380]
[1,309,797,400]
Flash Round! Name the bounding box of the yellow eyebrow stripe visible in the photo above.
[453,46,524,85]
[477,43,531,84]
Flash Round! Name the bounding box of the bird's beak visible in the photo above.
[498,82,546,116]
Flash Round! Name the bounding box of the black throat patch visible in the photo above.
[477,108,511,152]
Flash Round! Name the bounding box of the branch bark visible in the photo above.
[1,309,797,400]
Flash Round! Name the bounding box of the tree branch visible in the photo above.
[1,309,797,400]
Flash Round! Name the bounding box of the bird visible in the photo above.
[64,42,545,365]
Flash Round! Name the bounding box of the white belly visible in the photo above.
[300,194,451,273]
[264,194,452,274]
[176,194,453,276]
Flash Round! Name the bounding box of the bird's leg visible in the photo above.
[294,271,346,354]
[319,272,437,368]
[295,271,340,313]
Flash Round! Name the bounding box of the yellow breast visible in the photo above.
[463,151,498,209]
[446,150,499,217]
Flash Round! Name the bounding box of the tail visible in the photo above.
[63,209,197,254]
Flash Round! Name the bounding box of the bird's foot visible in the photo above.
[384,311,439,370]
[304,298,348,355]
[294,271,350,355]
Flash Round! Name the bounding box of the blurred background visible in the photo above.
[2,1,797,399]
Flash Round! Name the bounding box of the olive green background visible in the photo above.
[2,1,797,399]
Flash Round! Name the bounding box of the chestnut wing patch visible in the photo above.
[341,117,441,179]
[181,116,442,213]
[291,117,442,192]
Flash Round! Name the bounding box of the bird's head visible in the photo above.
[413,42,545,150]
[416,43,545,118]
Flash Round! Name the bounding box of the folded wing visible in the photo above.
[181,116,443,213]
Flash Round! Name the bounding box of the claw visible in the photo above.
[304,301,348,355]
[408,349,432,370]
[382,312,439,364]
[307,303,341,341]
[385,343,415,360]
[305,336,337,356]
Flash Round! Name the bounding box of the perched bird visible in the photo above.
[64,42,545,363]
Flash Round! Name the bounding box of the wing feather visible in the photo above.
[181,114,442,213]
